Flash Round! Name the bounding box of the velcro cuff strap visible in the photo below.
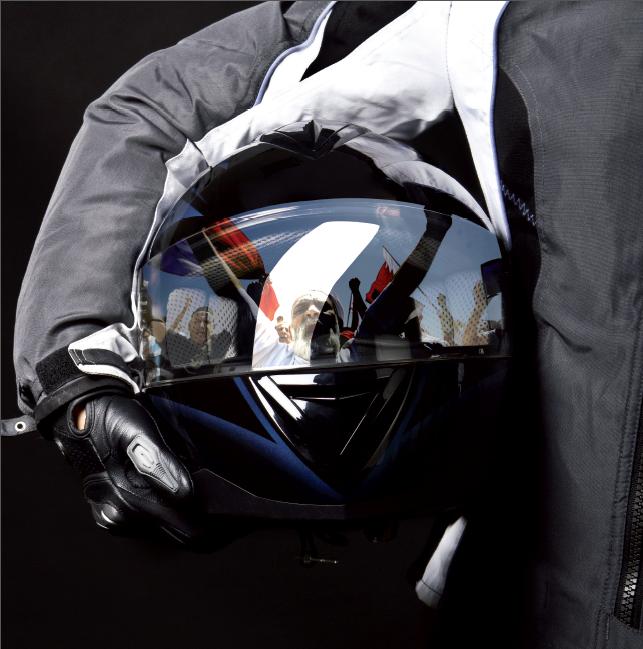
[36,346,85,395]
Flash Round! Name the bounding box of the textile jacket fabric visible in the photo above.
[494,5,643,649]
[11,3,643,648]
[14,1,330,414]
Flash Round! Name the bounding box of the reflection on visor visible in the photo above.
[252,220,377,370]
[138,199,506,385]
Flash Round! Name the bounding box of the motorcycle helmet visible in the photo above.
[137,120,509,520]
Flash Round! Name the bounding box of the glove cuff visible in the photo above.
[34,378,131,434]
[39,383,129,439]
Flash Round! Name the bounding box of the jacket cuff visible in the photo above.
[34,347,133,431]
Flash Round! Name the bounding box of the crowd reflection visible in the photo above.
[139,211,503,380]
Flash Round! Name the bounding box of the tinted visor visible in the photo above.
[139,199,506,385]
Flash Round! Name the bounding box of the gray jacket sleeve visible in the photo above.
[13,1,328,417]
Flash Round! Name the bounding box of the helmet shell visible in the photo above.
[139,120,509,520]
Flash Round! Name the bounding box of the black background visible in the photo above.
[1,4,434,648]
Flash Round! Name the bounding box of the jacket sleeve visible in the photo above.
[13,1,328,419]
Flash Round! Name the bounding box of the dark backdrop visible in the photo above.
[1,4,433,648]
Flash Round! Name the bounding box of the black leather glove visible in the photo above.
[51,393,198,542]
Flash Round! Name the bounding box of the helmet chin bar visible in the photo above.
[247,366,415,485]
[144,356,508,520]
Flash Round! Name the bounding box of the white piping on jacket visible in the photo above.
[254,1,336,105]
[447,1,510,245]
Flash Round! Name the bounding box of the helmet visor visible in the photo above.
[139,199,507,386]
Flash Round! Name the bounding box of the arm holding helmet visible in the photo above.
[11,2,325,536]
[10,0,481,620]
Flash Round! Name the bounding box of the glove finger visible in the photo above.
[109,479,205,543]
[126,433,189,497]
[82,471,139,532]
[85,468,204,543]
[96,396,192,500]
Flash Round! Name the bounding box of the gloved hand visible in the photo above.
[51,392,198,542]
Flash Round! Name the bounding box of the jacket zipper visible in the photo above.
[615,397,643,629]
